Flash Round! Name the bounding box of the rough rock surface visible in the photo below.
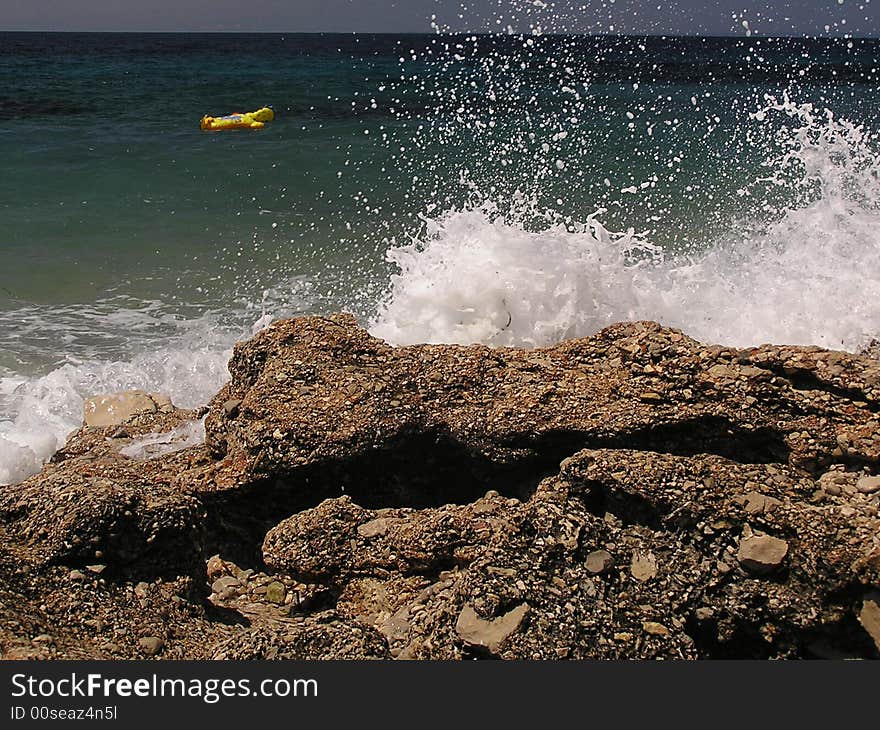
[1,314,878,659]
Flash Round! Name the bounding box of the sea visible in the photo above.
[1,30,879,483]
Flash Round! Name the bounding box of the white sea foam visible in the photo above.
[0,341,232,485]
[371,98,880,352]
[0,295,286,486]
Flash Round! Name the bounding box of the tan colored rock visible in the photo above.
[857,475,880,495]
[357,518,391,538]
[151,394,174,414]
[858,591,880,652]
[642,621,670,636]
[455,603,529,654]
[631,552,657,582]
[138,636,165,656]
[381,606,412,643]
[737,534,789,574]
[739,491,781,515]
[83,390,171,427]
[585,549,614,575]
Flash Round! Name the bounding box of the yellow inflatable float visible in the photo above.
[200,107,274,131]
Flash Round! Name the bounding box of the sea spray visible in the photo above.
[2,32,879,488]
[370,98,880,351]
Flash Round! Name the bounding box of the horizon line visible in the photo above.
[1,29,877,40]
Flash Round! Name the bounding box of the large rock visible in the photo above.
[262,492,512,584]
[204,315,880,493]
[3,315,880,659]
[261,446,880,659]
[0,438,207,578]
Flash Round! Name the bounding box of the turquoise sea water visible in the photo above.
[1,31,879,483]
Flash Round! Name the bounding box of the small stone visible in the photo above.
[630,552,658,581]
[380,607,411,643]
[455,603,529,654]
[584,550,614,575]
[357,518,390,538]
[638,391,663,403]
[151,394,173,413]
[223,399,242,417]
[138,636,164,656]
[740,491,780,515]
[86,564,105,575]
[134,582,150,599]
[642,621,670,636]
[265,581,286,604]
[68,569,86,582]
[211,575,241,596]
[32,634,53,644]
[856,475,880,495]
[206,554,225,579]
[737,534,789,574]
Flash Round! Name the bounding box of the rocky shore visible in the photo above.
[1,314,879,659]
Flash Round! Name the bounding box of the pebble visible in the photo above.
[642,621,670,637]
[737,534,789,574]
[858,591,880,652]
[357,518,390,538]
[206,554,226,579]
[211,575,241,597]
[222,399,242,417]
[266,581,286,604]
[584,550,614,575]
[857,475,880,495]
[455,603,529,654]
[630,552,658,582]
[138,636,165,656]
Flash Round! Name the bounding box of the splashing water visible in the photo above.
[371,97,880,351]
[0,340,231,485]
[2,25,879,486]
[0,298,286,486]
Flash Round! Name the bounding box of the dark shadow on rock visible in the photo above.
[202,604,251,628]
[198,416,791,569]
